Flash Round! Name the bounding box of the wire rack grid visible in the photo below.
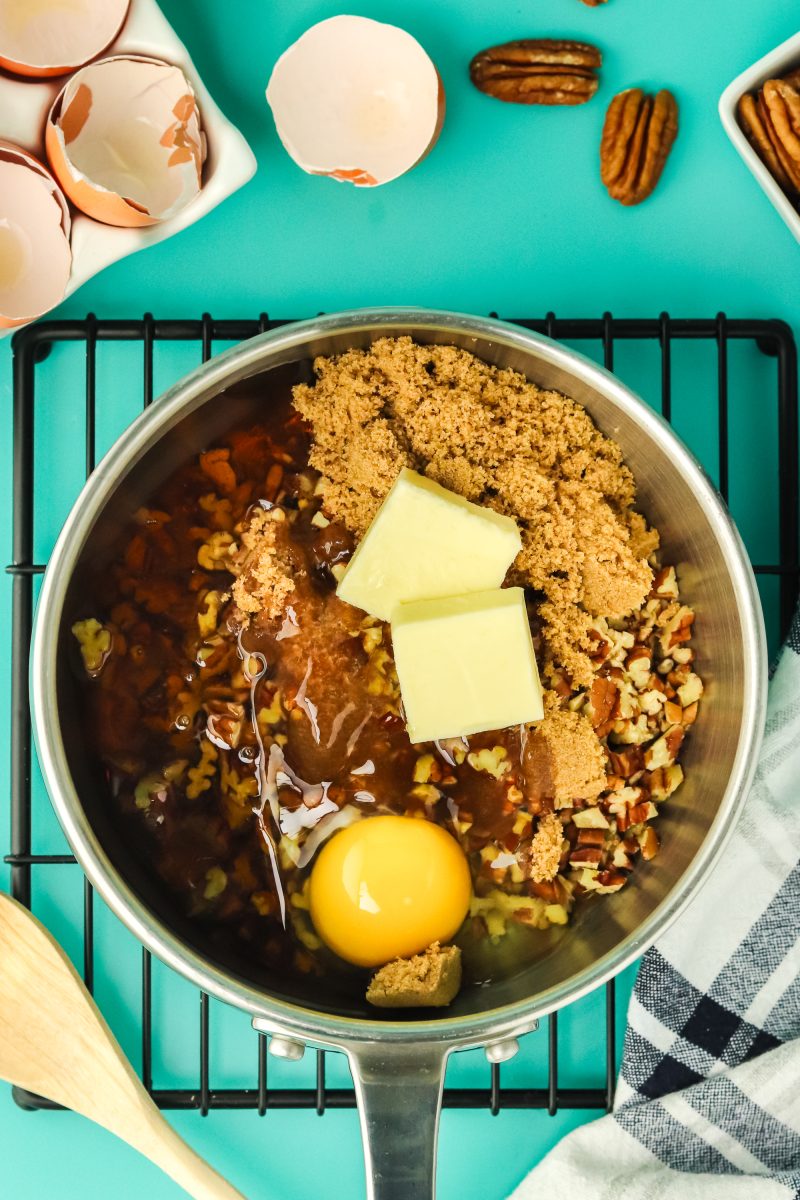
[5,312,798,1118]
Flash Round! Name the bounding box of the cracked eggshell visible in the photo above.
[45,55,206,228]
[0,0,130,78]
[0,140,71,329]
[266,15,445,187]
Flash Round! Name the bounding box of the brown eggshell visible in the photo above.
[266,15,445,187]
[46,55,206,228]
[0,142,72,327]
[0,0,130,77]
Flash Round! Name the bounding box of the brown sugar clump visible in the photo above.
[528,812,565,883]
[366,942,462,1008]
[229,507,295,620]
[524,704,607,809]
[293,337,655,685]
[627,510,660,560]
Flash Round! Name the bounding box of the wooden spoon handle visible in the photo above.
[131,1111,249,1200]
[0,893,248,1200]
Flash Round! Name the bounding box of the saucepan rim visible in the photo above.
[30,307,767,1050]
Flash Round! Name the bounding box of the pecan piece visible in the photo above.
[569,846,603,866]
[589,676,617,730]
[639,826,660,861]
[600,88,679,205]
[470,39,601,106]
[595,870,627,891]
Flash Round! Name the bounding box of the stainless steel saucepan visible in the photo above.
[31,309,767,1199]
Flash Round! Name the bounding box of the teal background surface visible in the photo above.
[1,1,799,1197]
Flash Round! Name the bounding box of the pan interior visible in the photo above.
[53,320,753,1024]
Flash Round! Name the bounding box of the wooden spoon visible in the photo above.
[0,891,247,1200]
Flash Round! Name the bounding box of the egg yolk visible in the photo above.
[308,815,472,968]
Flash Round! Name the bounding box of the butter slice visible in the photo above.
[336,468,521,621]
[392,587,544,744]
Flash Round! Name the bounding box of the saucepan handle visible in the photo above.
[345,1041,450,1200]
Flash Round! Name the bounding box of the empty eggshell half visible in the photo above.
[0,0,130,78]
[266,15,445,187]
[0,141,71,329]
[46,55,207,228]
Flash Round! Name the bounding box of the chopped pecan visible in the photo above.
[589,676,617,730]
[639,826,660,860]
[644,725,683,770]
[647,763,683,800]
[600,88,679,205]
[572,806,609,829]
[470,39,601,106]
[530,879,560,902]
[608,746,644,779]
[587,627,611,664]
[629,800,657,824]
[677,671,702,707]
[650,565,679,598]
[594,870,627,891]
[626,645,652,690]
[550,668,575,696]
[205,700,245,750]
[569,846,603,866]
[576,827,606,847]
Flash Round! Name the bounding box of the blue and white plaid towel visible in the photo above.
[511,612,800,1199]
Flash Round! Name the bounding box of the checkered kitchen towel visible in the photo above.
[511,611,800,1199]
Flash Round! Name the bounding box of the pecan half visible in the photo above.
[600,88,679,205]
[759,79,800,192]
[738,74,800,197]
[470,39,601,106]
[580,0,608,5]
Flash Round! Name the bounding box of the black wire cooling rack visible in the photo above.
[5,312,799,1117]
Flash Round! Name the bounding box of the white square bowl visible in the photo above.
[0,0,256,336]
[719,29,800,244]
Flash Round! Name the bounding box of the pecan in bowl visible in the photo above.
[470,39,601,106]
[738,77,800,197]
[600,88,679,205]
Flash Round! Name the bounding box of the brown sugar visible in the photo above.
[528,812,565,883]
[524,703,607,810]
[293,337,655,686]
[366,942,462,1008]
[230,507,295,620]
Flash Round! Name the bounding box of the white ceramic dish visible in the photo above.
[0,0,256,336]
[719,29,800,244]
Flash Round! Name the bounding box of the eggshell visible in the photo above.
[46,55,206,227]
[0,141,71,328]
[266,15,445,187]
[0,0,130,77]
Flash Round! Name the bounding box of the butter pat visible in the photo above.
[336,468,521,621]
[392,587,544,743]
